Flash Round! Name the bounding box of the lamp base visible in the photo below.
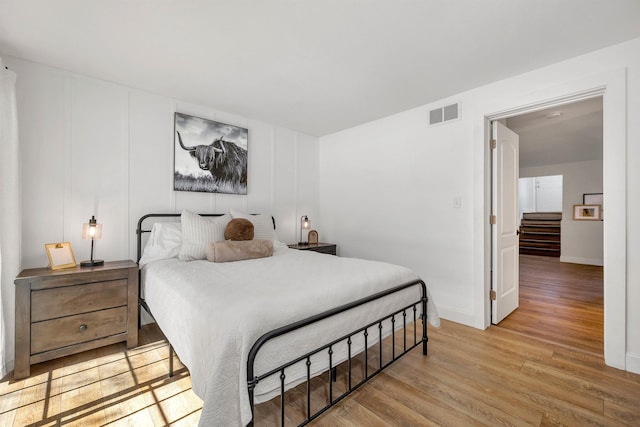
[80,259,104,267]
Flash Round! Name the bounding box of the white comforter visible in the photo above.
[142,247,439,426]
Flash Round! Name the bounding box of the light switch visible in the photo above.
[453,196,462,208]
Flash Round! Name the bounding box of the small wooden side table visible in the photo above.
[14,260,138,379]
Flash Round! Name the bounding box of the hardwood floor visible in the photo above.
[2,315,638,426]
[0,324,201,426]
[498,254,604,354]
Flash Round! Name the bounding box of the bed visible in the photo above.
[136,211,439,426]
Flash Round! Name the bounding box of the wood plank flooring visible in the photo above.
[2,315,638,426]
[498,255,604,354]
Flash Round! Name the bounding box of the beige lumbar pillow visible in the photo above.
[206,240,274,263]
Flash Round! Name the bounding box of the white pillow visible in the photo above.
[230,208,278,241]
[179,210,231,261]
[139,222,182,266]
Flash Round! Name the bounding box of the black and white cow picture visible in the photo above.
[174,112,248,194]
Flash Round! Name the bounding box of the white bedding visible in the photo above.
[142,246,439,426]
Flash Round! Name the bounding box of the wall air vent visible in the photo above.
[429,102,460,125]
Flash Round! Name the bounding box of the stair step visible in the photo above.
[520,247,560,257]
[521,223,560,228]
[520,241,560,250]
[520,247,561,252]
[520,227,560,236]
[520,235,560,242]
[522,212,562,221]
[521,228,561,235]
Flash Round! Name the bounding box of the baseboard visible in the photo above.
[626,352,640,374]
[434,305,477,329]
[559,256,603,266]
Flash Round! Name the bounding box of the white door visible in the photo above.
[535,175,563,212]
[492,121,520,324]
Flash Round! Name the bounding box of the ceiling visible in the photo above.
[1,1,639,137]
[507,97,603,169]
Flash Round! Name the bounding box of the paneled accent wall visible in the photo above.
[8,56,319,269]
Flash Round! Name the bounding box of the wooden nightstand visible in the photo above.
[14,260,138,379]
[288,242,337,255]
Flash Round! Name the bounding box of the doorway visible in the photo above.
[481,71,627,369]
[491,98,604,352]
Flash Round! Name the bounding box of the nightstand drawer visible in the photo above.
[31,306,128,354]
[31,279,128,322]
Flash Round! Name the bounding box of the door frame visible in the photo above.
[474,68,627,370]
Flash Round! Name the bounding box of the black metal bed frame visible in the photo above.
[136,213,428,427]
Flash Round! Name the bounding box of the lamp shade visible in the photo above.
[299,215,310,245]
[82,216,102,240]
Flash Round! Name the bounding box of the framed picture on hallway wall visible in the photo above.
[583,193,603,219]
[583,193,603,205]
[573,204,602,221]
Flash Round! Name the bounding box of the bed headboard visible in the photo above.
[135,213,276,264]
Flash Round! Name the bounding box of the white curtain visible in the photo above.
[0,56,20,378]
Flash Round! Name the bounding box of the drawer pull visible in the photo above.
[79,324,87,332]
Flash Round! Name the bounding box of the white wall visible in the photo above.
[2,55,319,371]
[533,175,563,213]
[321,107,475,323]
[521,161,603,266]
[518,177,536,218]
[518,175,563,220]
[319,37,640,373]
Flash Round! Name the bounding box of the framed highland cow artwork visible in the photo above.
[174,112,248,194]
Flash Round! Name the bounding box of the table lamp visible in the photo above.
[80,215,104,267]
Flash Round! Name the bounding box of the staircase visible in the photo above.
[519,212,562,257]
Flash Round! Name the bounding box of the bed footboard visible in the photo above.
[246,279,428,427]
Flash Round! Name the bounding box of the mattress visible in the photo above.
[141,246,439,426]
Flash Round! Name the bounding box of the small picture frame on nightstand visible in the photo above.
[45,242,77,270]
[308,230,318,245]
